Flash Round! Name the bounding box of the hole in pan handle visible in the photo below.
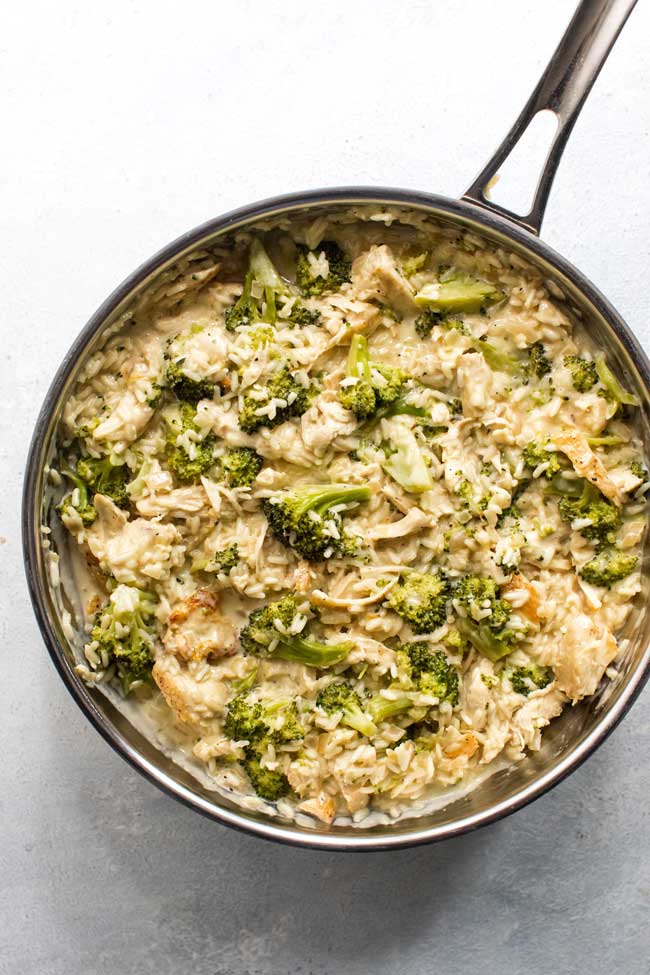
[462,0,638,237]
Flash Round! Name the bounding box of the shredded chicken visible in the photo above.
[93,396,154,443]
[351,244,417,316]
[368,507,431,541]
[553,614,618,701]
[135,486,207,518]
[554,428,623,505]
[310,579,398,611]
[87,495,183,586]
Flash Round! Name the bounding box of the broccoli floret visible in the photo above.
[455,617,518,662]
[238,365,314,433]
[165,402,216,483]
[242,753,291,801]
[224,694,269,742]
[58,454,130,523]
[338,334,377,419]
[381,425,433,493]
[224,691,302,801]
[579,549,638,588]
[247,325,275,350]
[396,643,459,705]
[357,396,432,434]
[338,335,406,420]
[225,270,262,331]
[595,354,639,408]
[224,238,286,330]
[415,274,505,314]
[296,240,352,296]
[213,543,239,574]
[454,575,512,631]
[414,307,442,338]
[225,693,304,745]
[564,354,598,393]
[386,571,451,634]
[281,302,321,328]
[263,483,370,560]
[220,447,263,488]
[316,682,377,737]
[508,665,553,696]
[556,480,620,544]
[527,341,552,379]
[76,456,130,509]
[165,359,216,405]
[453,575,520,662]
[89,585,157,694]
[58,466,98,526]
[522,441,562,479]
[224,237,321,332]
[240,595,353,667]
[630,459,649,482]
[413,308,468,339]
[402,253,428,278]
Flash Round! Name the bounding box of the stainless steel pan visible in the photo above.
[23,0,650,849]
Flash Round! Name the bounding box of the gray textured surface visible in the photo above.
[2,2,650,973]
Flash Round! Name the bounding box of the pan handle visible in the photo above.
[462,0,637,236]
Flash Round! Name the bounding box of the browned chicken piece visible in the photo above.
[502,573,542,624]
[351,245,417,316]
[152,657,227,728]
[297,794,336,825]
[444,733,479,760]
[554,429,623,505]
[163,588,237,661]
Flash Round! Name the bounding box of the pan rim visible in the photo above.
[22,185,650,850]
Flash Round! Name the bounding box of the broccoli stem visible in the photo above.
[339,706,377,738]
[61,467,91,507]
[367,696,412,724]
[277,484,371,522]
[382,426,433,493]
[248,238,286,325]
[415,275,505,314]
[272,636,353,668]
[587,435,627,448]
[347,333,372,383]
[595,354,639,407]
[470,339,521,373]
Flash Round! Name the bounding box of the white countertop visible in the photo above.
[2,2,649,972]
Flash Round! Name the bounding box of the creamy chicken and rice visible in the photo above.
[55,208,647,826]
